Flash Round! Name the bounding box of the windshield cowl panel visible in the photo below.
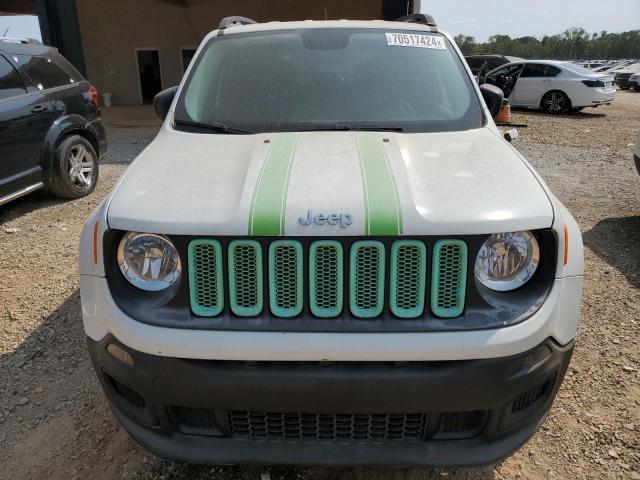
[174,28,483,134]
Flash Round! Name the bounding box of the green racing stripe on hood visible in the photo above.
[354,132,403,236]
[248,132,299,236]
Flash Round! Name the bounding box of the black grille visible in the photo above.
[436,411,485,438]
[512,380,550,413]
[173,406,217,430]
[229,411,427,441]
[107,374,145,408]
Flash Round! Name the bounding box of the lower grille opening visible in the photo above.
[106,373,145,408]
[512,380,552,413]
[172,406,222,436]
[229,411,427,442]
[433,411,486,439]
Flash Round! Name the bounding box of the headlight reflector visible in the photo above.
[117,232,181,291]
[474,231,539,291]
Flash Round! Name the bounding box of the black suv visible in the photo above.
[0,37,106,206]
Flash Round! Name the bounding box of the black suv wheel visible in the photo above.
[49,135,99,199]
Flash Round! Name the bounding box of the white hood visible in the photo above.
[106,126,553,236]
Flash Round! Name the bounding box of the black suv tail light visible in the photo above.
[88,84,99,107]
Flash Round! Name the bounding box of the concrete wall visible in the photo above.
[75,0,385,105]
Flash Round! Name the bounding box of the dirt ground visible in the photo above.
[1,92,639,480]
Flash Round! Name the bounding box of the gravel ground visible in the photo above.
[1,92,639,480]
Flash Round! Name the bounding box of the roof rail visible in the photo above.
[0,37,42,45]
[218,16,257,29]
[395,13,437,27]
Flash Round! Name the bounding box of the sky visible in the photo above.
[0,15,42,41]
[423,0,640,42]
[1,4,638,43]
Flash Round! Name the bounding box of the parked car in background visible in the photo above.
[614,64,640,89]
[464,53,524,75]
[482,60,615,114]
[0,37,106,207]
[578,61,606,70]
[628,73,640,91]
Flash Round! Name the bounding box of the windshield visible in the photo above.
[174,28,483,134]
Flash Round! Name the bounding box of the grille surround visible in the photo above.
[390,240,427,318]
[188,240,224,317]
[350,241,386,318]
[268,240,303,317]
[309,240,344,318]
[228,240,264,316]
[431,240,468,318]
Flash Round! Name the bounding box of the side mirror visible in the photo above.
[479,84,504,119]
[153,86,178,120]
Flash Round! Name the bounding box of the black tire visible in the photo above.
[49,135,98,199]
[541,91,570,114]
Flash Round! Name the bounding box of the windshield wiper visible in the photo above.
[299,125,405,132]
[174,119,253,134]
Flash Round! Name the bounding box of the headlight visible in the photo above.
[117,232,181,291]
[474,231,540,292]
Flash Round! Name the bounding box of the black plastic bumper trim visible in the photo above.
[88,335,574,467]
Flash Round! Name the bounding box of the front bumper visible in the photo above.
[79,274,582,361]
[89,335,573,467]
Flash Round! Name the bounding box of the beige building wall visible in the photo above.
[75,0,385,105]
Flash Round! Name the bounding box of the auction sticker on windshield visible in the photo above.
[386,32,446,49]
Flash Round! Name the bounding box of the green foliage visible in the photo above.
[457,27,640,59]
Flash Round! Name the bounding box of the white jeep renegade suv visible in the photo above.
[79,15,584,467]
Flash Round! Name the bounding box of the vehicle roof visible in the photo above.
[214,19,441,37]
[0,39,56,56]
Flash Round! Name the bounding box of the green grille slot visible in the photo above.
[431,240,467,318]
[309,241,343,318]
[269,240,303,318]
[390,240,427,318]
[349,241,385,318]
[228,240,263,316]
[188,240,223,317]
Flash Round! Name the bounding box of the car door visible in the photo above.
[484,63,524,100]
[513,63,549,107]
[0,54,54,200]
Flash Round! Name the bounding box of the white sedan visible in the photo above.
[483,60,615,114]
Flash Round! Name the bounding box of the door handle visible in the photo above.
[31,105,47,114]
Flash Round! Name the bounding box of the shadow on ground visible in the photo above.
[511,107,606,119]
[139,463,496,480]
[0,191,67,226]
[583,215,640,289]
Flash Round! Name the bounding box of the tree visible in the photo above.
[453,27,640,60]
